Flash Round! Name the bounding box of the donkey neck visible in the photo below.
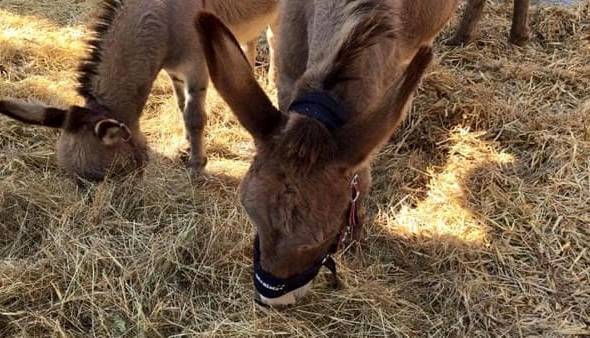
[83,1,170,127]
[290,1,403,122]
[296,42,400,123]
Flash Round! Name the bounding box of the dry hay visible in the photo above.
[1,0,589,336]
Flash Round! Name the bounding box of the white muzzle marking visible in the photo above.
[258,281,312,306]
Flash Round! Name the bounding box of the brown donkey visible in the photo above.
[196,0,458,306]
[0,0,278,181]
[449,0,530,46]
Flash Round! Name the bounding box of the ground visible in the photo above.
[1,0,589,337]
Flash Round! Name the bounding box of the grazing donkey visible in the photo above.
[0,0,278,181]
[196,0,458,307]
[449,0,530,46]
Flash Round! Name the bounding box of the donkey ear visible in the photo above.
[195,12,283,141]
[334,47,434,167]
[0,99,67,128]
[94,119,132,146]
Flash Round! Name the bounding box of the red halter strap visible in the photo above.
[337,174,360,251]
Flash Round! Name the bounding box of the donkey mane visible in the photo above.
[77,0,124,101]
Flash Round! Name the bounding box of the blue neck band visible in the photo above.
[288,91,346,130]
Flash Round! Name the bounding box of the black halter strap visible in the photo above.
[253,235,332,299]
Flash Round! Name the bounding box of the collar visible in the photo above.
[288,91,347,130]
[253,174,360,300]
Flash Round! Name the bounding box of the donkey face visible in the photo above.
[196,12,433,306]
[240,150,352,263]
[0,100,147,181]
[240,150,368,305]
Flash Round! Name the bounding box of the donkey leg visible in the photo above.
[448,0,487,46]
[182,77,209,174]
[509,0,530,45]
[266,22,279,86]
[171,76,186,112]
[168,73,193,161]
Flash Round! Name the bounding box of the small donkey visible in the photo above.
[196,0,458,306]
[449,0,530,46]
[0,0,278,181]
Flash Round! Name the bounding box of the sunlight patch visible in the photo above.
[0,9,85,55]
[381,128,516,244]
[207,158,249,179]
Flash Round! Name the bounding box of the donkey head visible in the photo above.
[0,100,148,181]
[196,12,433,306]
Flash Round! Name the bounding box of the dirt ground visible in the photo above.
[1,0,589,336]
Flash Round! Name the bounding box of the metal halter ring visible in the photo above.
[351,174,360,203]
[120,123,132,142]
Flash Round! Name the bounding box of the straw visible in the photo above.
[1,0,589,336]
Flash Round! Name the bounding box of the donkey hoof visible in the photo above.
[188,157,208,175]
[509,32,530,46]
[446,34,473,46]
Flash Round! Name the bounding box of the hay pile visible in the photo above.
[1,0,589,336]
